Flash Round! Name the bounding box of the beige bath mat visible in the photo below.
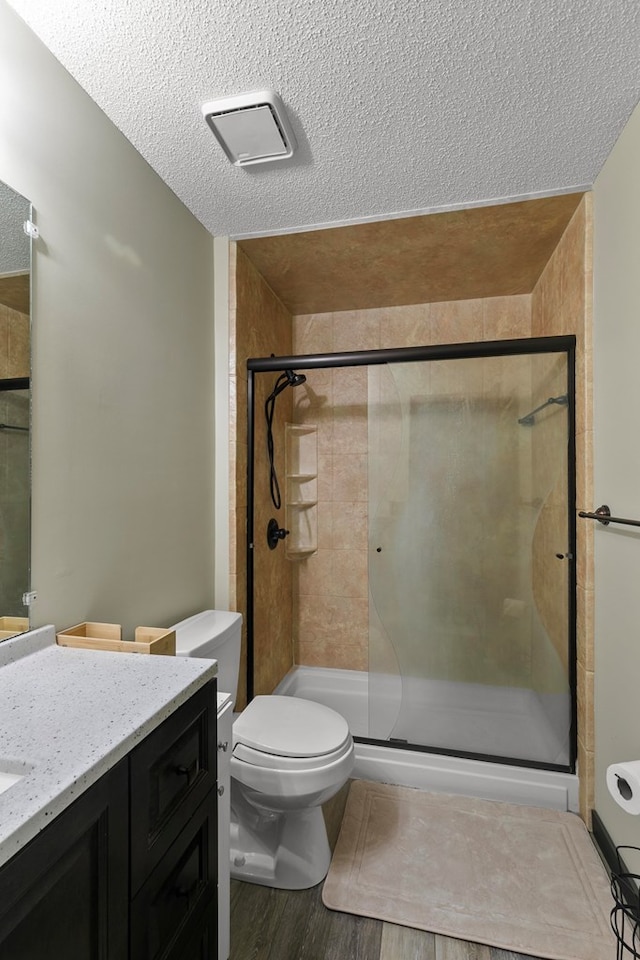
[322,780,615,960]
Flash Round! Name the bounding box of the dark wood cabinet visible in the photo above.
[130,681,218,894]
[0,679,217,960]
[130,682,218,960]
[131,796,217,960]
[0,758,129,960]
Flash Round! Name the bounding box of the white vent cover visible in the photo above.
[202,90,297,166]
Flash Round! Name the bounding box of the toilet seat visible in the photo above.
[233,736,353,771]
[233,695,351,760]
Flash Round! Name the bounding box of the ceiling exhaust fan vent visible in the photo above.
[202,90,297,166]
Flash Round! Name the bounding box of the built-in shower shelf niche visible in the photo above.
[285,423,318,560]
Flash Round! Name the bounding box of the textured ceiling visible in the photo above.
[0,180,30,313]
[0,181,30,275]
[6,0,640,239]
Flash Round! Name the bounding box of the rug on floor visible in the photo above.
[322,780,615,960]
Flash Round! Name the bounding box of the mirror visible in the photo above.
[0,179,31,638]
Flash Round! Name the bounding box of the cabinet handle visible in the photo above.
[174,764,191,783]
[175,879,200,899]
[218,740,229,752]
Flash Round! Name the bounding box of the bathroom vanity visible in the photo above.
[0,626,219,959]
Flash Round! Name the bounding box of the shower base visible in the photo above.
[274,665,579,813]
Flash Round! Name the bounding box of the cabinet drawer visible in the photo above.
[130,680,217,892]
[130,793,217,960]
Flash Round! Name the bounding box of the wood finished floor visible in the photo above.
[229,783,542,960]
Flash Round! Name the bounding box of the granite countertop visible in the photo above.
[0,625,217,867]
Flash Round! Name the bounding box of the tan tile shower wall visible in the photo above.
[0,303,29,378]
[529,350,571,678]
[291,361,370,671]
[292,295,532,672]
[531,195,593,822]
[230,246,294,709]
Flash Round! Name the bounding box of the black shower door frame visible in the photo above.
[246,335,577,774]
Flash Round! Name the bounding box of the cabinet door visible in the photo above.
[130,681,217,893]
[166,908,217,960]
[130,791,217,960]
[0,759,129,960]
[216,699,232,960]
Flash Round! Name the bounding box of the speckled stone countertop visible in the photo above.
[0,625,217,867]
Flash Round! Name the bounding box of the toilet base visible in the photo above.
[230,798,331,890]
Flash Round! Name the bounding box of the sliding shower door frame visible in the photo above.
[246,335,577,773]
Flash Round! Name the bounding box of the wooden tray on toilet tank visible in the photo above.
[56,621,176,655]
[0,616,29,639]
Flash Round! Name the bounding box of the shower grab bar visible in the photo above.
[0,422,28,433]
[518,394,569,425]
[578,505,640,528]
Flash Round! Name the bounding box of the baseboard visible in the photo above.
[591,808,619,873]
[591,808,639,915]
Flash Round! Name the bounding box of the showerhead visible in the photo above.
[518,394,569,426]
[269,368,307,400]
[285,369,307,387]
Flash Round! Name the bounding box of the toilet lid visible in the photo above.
[234,695,350,758]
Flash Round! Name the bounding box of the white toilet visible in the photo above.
[172,609,354,890]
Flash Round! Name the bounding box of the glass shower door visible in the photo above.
[367,350,573,768]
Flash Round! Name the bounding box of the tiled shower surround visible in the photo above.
[229,195,593,818]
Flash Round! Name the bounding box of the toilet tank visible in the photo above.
[172,610,242,706]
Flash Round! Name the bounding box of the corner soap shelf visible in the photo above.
[285,423,318,559]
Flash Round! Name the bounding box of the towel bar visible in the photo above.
[578,505,640,529]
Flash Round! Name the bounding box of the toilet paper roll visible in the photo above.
[606,761,640,815]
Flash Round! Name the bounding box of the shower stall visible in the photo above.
[247,336,577,800]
